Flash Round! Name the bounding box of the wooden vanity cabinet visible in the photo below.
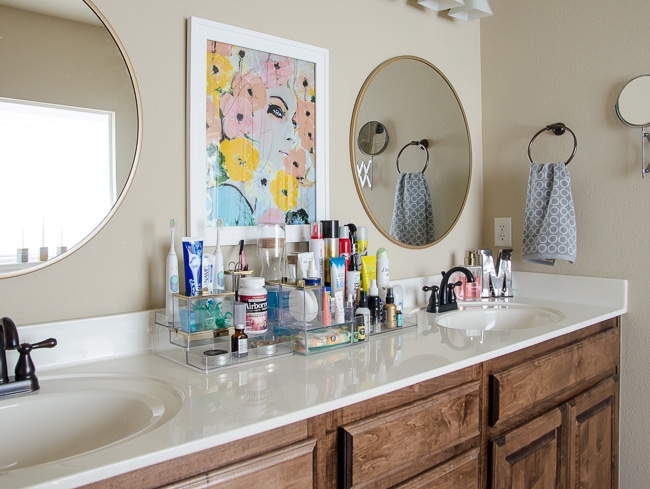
[484,318,620,489]
[83,318,619,489]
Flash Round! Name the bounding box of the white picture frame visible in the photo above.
[187,17,329,246]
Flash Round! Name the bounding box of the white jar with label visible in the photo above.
[239,277,268,335]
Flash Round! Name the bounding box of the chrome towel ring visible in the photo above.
[527,122,577,165]
[396,139,429,173]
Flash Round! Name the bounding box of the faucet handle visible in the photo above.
[422,285,440,313]
[14,338,57,382]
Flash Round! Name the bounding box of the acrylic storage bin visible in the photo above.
[153,292,292,372]
[169,292,235,334]
[270,282,360,355]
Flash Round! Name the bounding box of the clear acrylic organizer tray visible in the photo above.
[153,316,293,372]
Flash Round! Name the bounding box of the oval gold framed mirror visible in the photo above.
[350,56,471,248]
[0,0,141,278]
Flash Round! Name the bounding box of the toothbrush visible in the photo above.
[165,219,179,321]
[214,219,225,293]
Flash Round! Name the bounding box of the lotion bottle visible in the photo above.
[376,247,390,302]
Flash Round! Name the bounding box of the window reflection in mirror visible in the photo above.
[0,98,116,266]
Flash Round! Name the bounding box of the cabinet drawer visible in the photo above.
[489,328,618,427]
[339,381,480,489]
[394,448,479,489]
[161,438,316,489]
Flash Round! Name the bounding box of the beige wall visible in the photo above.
[481,0,647,485]
[0,0,483,324]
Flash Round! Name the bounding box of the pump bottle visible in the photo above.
[367,279,382,333]
[355,289,371,338]
[383,286,397,329]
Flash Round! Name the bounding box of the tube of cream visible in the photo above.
[330,256,346,323]
[329,257,345,294]
[360,255,376,293]
[202,253,215,294]
[182,237,203,296]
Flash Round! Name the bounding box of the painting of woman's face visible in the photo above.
[205,41,317,227]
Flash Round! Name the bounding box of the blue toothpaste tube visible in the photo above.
[182,237,203,296]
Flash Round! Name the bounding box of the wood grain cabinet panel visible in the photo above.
[490,407,565,489]
[160,438,316,489]
[393,448,479,489]
[489,328,618,427]
[566,376,619,489]
[339,381,480,489]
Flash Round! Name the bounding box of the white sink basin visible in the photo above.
[434,303,564,331]
[0,374,183,471]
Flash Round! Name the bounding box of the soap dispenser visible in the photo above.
[464,250,482,300]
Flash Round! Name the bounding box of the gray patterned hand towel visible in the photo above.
[390,172,435,246]
[522,162,576,265]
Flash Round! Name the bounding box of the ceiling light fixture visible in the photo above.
[418,0,493,21]
[416,0,465,11]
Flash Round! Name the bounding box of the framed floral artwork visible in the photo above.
[187,17,329,246]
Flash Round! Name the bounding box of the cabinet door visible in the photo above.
[161,438,316,489]
[339,381,480,489]
[489,328,618,428]
[566,376,619,489]
[490,407,564,489]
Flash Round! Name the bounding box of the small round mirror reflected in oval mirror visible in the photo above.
[357,121,389,156]
[616,74,650,127]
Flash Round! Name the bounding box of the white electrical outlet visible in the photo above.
[494,217,512,247]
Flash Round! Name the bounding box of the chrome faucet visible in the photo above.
[423,267,476,313]
[0,317,57,398]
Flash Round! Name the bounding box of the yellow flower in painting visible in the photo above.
[221,138,259,182]
[207,52,233,100]
[270,170,298,212]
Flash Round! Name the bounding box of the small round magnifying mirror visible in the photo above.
[616,74,650,127]
[357,121,389,156]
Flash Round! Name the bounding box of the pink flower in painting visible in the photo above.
[232,73,266,112]
[295,100,315,153]
[221,92,254,139]
[283,149,307,179]
[261,56,295,88]
[208,40,233,57]
[293,61,316,101]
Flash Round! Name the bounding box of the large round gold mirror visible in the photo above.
[350,56,471,248]
[0,0,141,277]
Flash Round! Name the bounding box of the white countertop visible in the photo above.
[0,272,627,488]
